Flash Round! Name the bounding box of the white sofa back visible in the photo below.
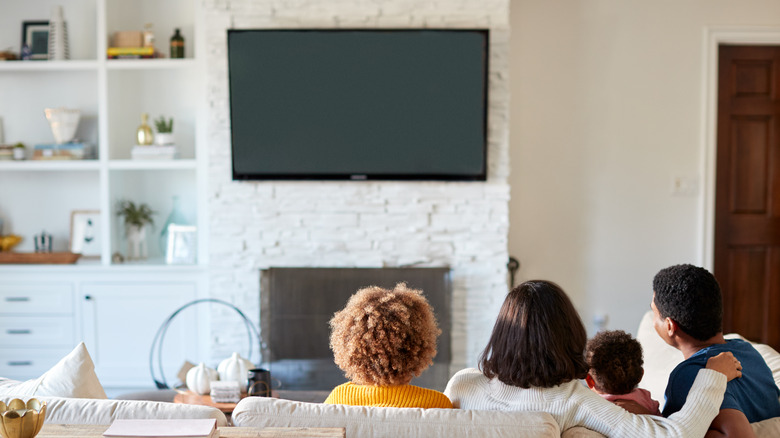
[231,397,566,438]
[0,395,228,427]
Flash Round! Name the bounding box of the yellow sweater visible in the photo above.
[324,382,453,408]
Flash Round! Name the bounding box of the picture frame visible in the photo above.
[165,224,197,264]
[22,21,49,60]
[70,210,101,258]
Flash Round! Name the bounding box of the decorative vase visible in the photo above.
[136,113,154,146]
[44,107,80,144]
[185,363,218,395]
[48,5,70,60]
[217,352,254,386]
[126,224,148,260]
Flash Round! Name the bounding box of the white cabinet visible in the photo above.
[0,0,205,265]
[81,280,201,389]
[0,269,208,393]
[0,283,76,379]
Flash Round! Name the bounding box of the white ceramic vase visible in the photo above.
[44,107,80,144]
[126,224,147,260]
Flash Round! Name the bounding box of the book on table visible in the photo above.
[102,418,218,438]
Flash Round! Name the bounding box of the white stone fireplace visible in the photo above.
[203,0,511,376]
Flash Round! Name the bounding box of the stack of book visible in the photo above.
[209,380,241,403]
[107,47,154,59]
[103,419,218,438]
[33,142,93,160]
[131,145,177,160]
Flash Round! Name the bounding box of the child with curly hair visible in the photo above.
[324,283,453,408]
[585,329,661,415]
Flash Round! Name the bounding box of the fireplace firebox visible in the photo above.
[260,267,452,391]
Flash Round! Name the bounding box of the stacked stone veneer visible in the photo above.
[204,0,510,374]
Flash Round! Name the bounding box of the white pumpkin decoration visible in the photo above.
[186,362,219,395]
[217,352,254,385]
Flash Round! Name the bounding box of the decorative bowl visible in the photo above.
[0,398,46,438]
[44,107,81,144]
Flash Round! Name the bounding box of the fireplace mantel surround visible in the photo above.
[204,0,511,375]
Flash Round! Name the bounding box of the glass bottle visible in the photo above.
[170,28,184,59]
[160,195,188,259]
[143,23,155,48]
[136,113,154,145]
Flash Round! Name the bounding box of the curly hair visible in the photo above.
[479,280,588,388]
[585,330,644,395]
[653,264,722,341]
[329,283,440,386]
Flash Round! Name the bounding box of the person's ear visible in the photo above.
[665,317,679,338]
[585,373,596,389]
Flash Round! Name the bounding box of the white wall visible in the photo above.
[204,0,511,371]
[508,0,780,335]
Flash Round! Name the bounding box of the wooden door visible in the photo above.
[715,45,780,351]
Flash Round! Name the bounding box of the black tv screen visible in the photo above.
[227,29,489,181]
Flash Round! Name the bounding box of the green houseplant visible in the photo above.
[154,116,175,146]
[116,200,155,260]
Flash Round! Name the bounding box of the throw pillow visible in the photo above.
[0,342,107,399]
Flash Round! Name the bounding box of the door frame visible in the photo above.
[700,27,780,270]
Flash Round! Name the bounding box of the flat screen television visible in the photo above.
[227,29,489,181]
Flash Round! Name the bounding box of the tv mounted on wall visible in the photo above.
[227,29,489,181]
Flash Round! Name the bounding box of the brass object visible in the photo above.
[136,113,154,145]
[0,235,22,252]
[0,398,46,438]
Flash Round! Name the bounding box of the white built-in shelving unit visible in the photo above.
[0,0,209,393]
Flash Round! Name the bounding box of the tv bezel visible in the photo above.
[227,28,490,182]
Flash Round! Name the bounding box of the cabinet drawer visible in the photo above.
[0,317,75,347]
[0,284,73,315]
[0,347,73,381]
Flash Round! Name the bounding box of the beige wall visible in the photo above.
[508,0,780,335]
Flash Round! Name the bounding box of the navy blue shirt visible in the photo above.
[662,339,780,423]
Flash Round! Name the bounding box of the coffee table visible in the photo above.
[173,391,243,414]
[37,424,345,437]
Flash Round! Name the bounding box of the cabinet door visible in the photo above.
[80,282,199,389]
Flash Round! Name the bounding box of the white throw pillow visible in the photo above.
[636,310,684,408]
[0,342,107,399]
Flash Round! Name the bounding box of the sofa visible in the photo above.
[230,311,780,437]
[0,342,227,427]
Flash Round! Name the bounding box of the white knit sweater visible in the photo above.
[444,368,726,438]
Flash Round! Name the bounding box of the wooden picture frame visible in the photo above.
[70,210,101,258]
[22,21,49,60]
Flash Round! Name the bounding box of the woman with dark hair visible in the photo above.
[444,280,743,437]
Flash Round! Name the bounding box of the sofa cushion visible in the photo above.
[232,397,562,438]
[0,342,106,399]
[0,395,227,427]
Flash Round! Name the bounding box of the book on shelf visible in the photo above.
[131,145,177,160]
[107,46,155,57]
[103,418,217,438]
[33,142,94,160]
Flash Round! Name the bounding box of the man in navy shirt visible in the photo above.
[651,264,780,437]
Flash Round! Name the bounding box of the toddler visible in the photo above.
[585,329,661,415]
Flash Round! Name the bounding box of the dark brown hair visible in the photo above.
[479,280,588,388]
[329,283,440,386]
[585,330,644,395]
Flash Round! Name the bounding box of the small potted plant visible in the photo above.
[12,142,26,160]
[116,199,155,260]
[154,116,175,146]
